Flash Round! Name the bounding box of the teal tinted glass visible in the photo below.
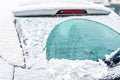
[107,6,116,11]
[46,19,120,60]
[118,9,120,16]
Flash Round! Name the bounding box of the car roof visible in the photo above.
[18,0,94,6]
[13,3,110,17]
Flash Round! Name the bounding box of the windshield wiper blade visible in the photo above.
[104,48,120,67]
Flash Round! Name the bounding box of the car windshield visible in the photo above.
[16,17,120,61]
[46,19,120,60]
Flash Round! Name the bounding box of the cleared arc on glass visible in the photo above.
[46,19,120,60]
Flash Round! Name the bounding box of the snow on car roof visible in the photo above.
[13,3,110,17]
[18,0,94,6]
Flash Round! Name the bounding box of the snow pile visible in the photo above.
[14,59,108,80]
[104,63,120,79]
[47,59,108,80]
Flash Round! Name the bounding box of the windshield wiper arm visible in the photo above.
[104,48,120,67]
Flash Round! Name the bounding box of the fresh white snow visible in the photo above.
[0,0,24,67]
[0,0,120,80]
[14,59,108,80]
[14,14,120,80]
[0,58,13,80]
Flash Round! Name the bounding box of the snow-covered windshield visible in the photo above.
[15,16,120,80]
[46,19,120,60]
[16,17,120,61]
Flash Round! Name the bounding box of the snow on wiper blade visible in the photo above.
[104,48,120,66]
[105,48,120,61]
